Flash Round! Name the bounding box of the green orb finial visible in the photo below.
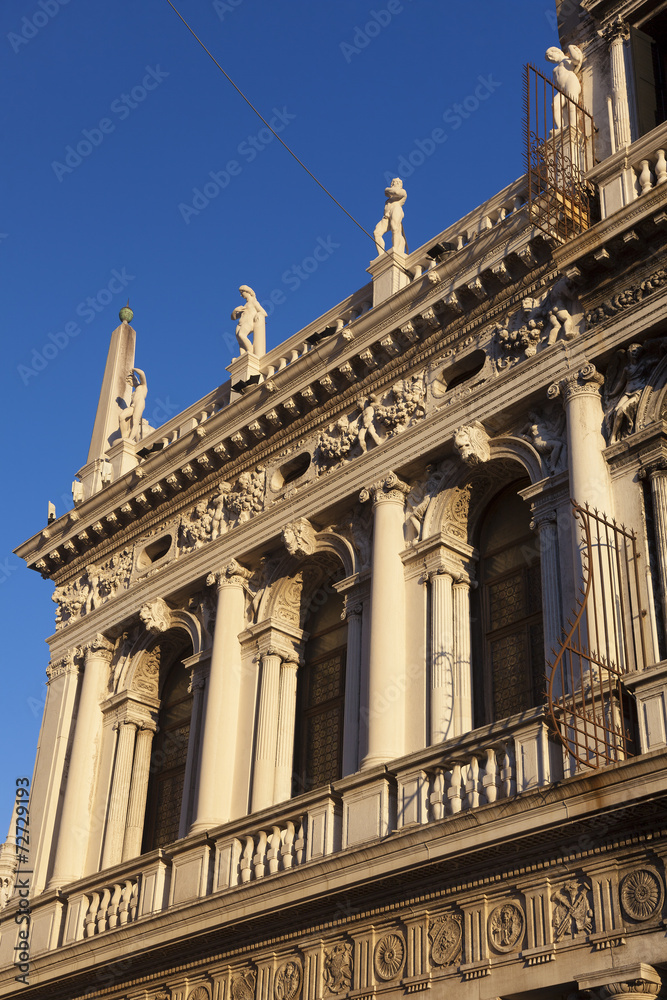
[119,300,133,323]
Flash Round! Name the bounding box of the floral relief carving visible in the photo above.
[52,548,132,630]
[492,278,583,371]
[178,469,267,554]
[429,913,462,966]
[488,902,524,953]
[620,867,664,922]
[586,267,667,326]
[323,941,353,994]
[552,879,592,940]
[374,932,405,981]
[274,959,302,1000]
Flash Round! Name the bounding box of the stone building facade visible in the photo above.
[3,1,667,997]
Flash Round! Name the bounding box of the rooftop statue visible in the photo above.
[119,367,148,444]
[373,177,407,255]
[546,44,583,129]
[232,285,268,357]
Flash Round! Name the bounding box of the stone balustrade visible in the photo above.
[0,708,561,960]
[82,876,139,937]
[590,120,667,219]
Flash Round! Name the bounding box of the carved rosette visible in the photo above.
[359,472,411,506]
[322,941,353,994]
[231,970,256,1000]
[187,988,210,1000]
[374,932,405,981]
[274,959,302,1000]
[488,902,524,953]
[620,867,664,922]
[429,913,462,966]
[548,363,604,404]
[139,598,172,635]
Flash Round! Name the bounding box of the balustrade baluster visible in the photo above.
[447,764,463,814]
[639,159,653,195]
[429,768,445,820]
[294,818,306,865]
[482,748,499,804]
[253,831,268,879]
[656,149,667,185]
[281,821,295,869]
[267,826,282,874]
[240,836,254,883]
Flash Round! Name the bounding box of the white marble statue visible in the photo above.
[546,44,584,129]
[232,285,268,357]
[373,178,407,255]
[119,368,148,443]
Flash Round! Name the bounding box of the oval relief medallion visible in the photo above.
[429,913,462,966]
[374,933,405,981]
[620,867,664,922]
[488,902,524,953]
[274,959,302,1000]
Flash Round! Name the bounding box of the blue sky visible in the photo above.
[0,1,558,839]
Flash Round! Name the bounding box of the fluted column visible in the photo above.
[360,472,410,769]
[599,17,632,150]
[430,571,454,744]
[642,459,667,653]
[251,650,283,811]
[453,578,473,735]
[548,363,612,512]
[342,596,363,775]
[530,509,563,663]
[180,662,206,837]
[121,723,156,861]
[190,560,251,832]
[274,658,299,803]
[101,719,137,869]
[48,635,113,889]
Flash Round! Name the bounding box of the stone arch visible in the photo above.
[421,436,543,544]
[636,355,667,430]
[117,606,204,698]
[258,544,348,630]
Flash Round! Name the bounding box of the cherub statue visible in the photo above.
[232,285,267,357]
[604,339,667,442]
[521,410,566,475]
[357,399,383,452]
[545,44,584,129]
[210,483,232,540]
[373,177,408,255]
[119,368,148,443]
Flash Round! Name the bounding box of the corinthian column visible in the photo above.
[122,723,156,861]
[430,571,454,744]
[642,459,667,651]
[548,363,612,513]
[251,649,283,811]
[360,472,410,769]
[101,718,137,869]
[190,560,251,832]
[48,635,114,889]
[598,16,632,150]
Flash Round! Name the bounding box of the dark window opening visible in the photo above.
[631,14,667,138]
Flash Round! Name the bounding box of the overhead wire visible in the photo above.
[163,0,415,279]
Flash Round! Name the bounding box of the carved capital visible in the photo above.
[598,15,630,45]
[548,363,604,404]
[530,508,558,532]
[139,598,172,635]
[206,558,253,590]
[598,982,660,1000]
[639,457,667,480]
[342,596,363,620]
[46,647,82,681]
[84,633,115,663]
[359,472,411,505]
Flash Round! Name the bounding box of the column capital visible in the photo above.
[639,457,667,480]
[548,363,604,404]
[530,507,558,531]
[342,595,363,620]
[206,558,253,590]
[598,14,630,44]
[46,646,83,681]
[359,472,411,505]
[82,633,115,663]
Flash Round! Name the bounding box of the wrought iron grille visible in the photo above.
[548,501,647,769]
[524,63,596,241]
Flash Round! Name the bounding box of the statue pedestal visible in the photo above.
[367,248,410,307]
[107,438,138,481]
[227,352,262,401]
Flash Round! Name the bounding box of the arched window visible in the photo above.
[473,482,544,725]
[293,589,347,795]
[142,653,193,852]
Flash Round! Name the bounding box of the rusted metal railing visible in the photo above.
[548,501,646,769]
[524,63,596,241]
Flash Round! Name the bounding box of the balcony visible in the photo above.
[590,120,667,220]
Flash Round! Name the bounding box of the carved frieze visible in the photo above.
[274,959,302,1000]
[374,932,405,981]
[488,902,524,953]
[323,941,353,994]
[429,913,462,966]
[231,972,256,1000]
[619,867,664,922]
[586,267,667,326]
[52,546,132,630]
[552,879,592,940]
